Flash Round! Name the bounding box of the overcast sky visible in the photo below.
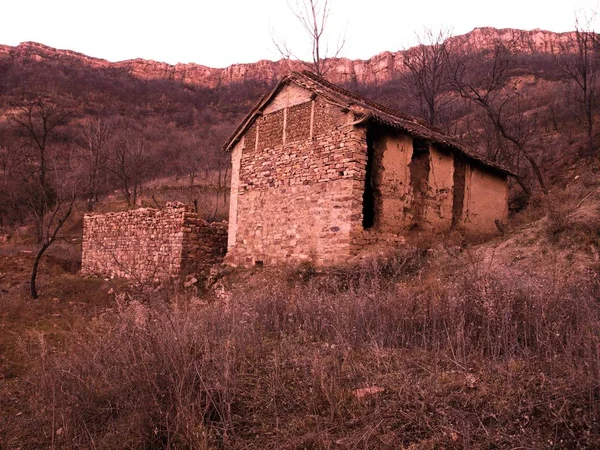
[1,0,598,68]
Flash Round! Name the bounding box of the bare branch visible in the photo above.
[450,33,547,196]
[401,26,454,128]
[273,0,345,77]
[555,11,599,156]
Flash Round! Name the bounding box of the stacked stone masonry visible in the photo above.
[81,202,227,282]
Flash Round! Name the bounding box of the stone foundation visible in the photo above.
[81,202,227,283]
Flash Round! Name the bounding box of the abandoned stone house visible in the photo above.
[81,72,513,281]
[224,71,513,267]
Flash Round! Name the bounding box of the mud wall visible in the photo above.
[461,165,509,233]
[371,132,413,233]
[367,136,455,233]
[423,145,455,231]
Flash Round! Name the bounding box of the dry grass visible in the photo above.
[2,178,600,448]
[2,246,598,449]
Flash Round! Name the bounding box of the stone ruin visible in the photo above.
[81,202,227,283]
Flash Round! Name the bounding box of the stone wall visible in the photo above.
[227,88,509,268]
[228,96,372,266]
[181,214,228,279]
[82,203,227,282]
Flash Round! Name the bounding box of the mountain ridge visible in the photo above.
[0,27,578,88]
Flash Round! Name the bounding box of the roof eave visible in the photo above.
[223,70,517,178]
[363,115,517,178]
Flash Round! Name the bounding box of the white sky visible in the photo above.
[1,0,598,68]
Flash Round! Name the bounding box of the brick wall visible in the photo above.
[82,202,227,282]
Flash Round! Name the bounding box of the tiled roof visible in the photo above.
[223,71,515,177]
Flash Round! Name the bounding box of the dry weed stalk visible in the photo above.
[22,249,600,448]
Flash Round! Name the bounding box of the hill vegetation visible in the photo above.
[0,26,600,448]
[0,27,597,232]
[1,180,598,447]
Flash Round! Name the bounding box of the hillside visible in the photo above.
[0,27,591,211]
[1,26,600,448]
[0,171,598,447]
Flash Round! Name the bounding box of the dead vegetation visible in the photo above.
[1,201,599,448]
[0,161,598,449]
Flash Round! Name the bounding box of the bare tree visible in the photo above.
[274,0,345,77]
[209,146,230,221]
[29,171,76,299]
[78,118,118,211]
[0,143,29,230]
[402,27,454,128]
[173,133,205,213]
[7,95,74,241]
[556,13,599,156]
[451,37,548,196]
[107,132,151,208]
[175,128,230,220]
[3,95,79,298]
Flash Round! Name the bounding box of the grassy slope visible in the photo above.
[0,167,598,448]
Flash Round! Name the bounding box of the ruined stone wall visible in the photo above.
[82,203,227,282]
[461,166,508,234]
[181,214,228,279]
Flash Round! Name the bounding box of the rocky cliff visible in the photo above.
[0,27,578,89]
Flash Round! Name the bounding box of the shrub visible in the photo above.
[33,296,243,448]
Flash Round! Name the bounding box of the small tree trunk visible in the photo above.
[586,104,594,156]
[222,165,230,207]
[87,195,94,212]
[29,201,74,299]
[520,151,548,195]
[514,174,532,198]
[30,243,50,299]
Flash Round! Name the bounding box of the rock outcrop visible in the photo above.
[0,28,579,89]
